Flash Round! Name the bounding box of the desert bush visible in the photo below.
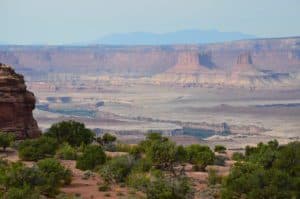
[221,141,300,199]
[4,185,40,199]
[116,143,133,152]
[231,152,245,161]
[37,158,72,196]
[96,133,117,151]
[175,145,189,164]
[98,183,111,192]
[214,145,226,153]
[132,158,152,173]
[129,145,143,159]
[140,133,178,171]
[244,140,281,169]
[18,136,58,161]
[208,169,222,185]
[126,172,150,192]
[99,155,135,183]
[147,139,177,170]
[146,175,194,199]
[0,162,45,191]
[56,143,77,160]
[273,141,300,176]
[186,144,215,171]
[45,120,95,147]
[0,133,15,151]
[102,133,117,144]
[0,158,71,198]
[76,145,106,170]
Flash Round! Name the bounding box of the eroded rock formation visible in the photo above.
[0,63,41,138]
[152,51,221,85]
[231,52,261,76]
[166,51,212,74]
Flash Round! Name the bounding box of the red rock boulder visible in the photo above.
[0,63,41,138]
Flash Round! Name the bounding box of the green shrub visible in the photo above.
[45,120,95,147]
[129,145,143,159]
[214,145,226,153]
[76,145,106,170]
[186,144,215,171]
[1,162,45,190]
[126,172,150,192]
[56,143,77,160]
[96,133,117,151]
[102,133,117,144]
[146,175,194,199]
[0,158,72,198]
[4,185,40,199]
[132,158,152,172]
[273,141,300,176]
[37,158,72,196]
[144,135,177,170]
[99,155,135,183]
[116,143,133,152]
[231,152,245,161]
[245,140,280,169]
[221,141,300,199]
[98,183,111,192]
[0,133,15,151]
[18,136,58,161]
[208,169,222,185]
[175,145,188,164]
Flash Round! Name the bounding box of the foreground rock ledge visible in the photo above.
[0,63,41,138]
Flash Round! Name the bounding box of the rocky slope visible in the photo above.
[0,63,40,138]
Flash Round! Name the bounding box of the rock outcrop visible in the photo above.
[236,52,253,65]
[0,63,41,138]
[229,53,291,88]
[231,52,261,76]
[152,51,222,85]
[166,51,212,74]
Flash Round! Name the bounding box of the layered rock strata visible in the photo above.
[0,63,41,138]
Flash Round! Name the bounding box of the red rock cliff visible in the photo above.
[0,63,41,138]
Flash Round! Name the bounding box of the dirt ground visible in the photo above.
[0,148,234,199]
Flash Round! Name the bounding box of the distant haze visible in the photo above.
[1,0,300,45]
[94,30,256,45]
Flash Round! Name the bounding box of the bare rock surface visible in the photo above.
[0,63,41,138]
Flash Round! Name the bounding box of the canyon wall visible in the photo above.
[0,37,299,78]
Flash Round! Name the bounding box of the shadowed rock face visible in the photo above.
[0,63,41,138]
[166,51,212,74]
[236,52,253,65]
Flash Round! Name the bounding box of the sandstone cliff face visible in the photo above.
[0,37,299,88]
[0,37,299,77]
[0,63,41,138]
[231,53,261,76]
[153,51,227,85]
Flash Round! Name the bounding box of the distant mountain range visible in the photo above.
[94,29,256,45]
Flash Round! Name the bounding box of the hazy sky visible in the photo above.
[1,0,300,44]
